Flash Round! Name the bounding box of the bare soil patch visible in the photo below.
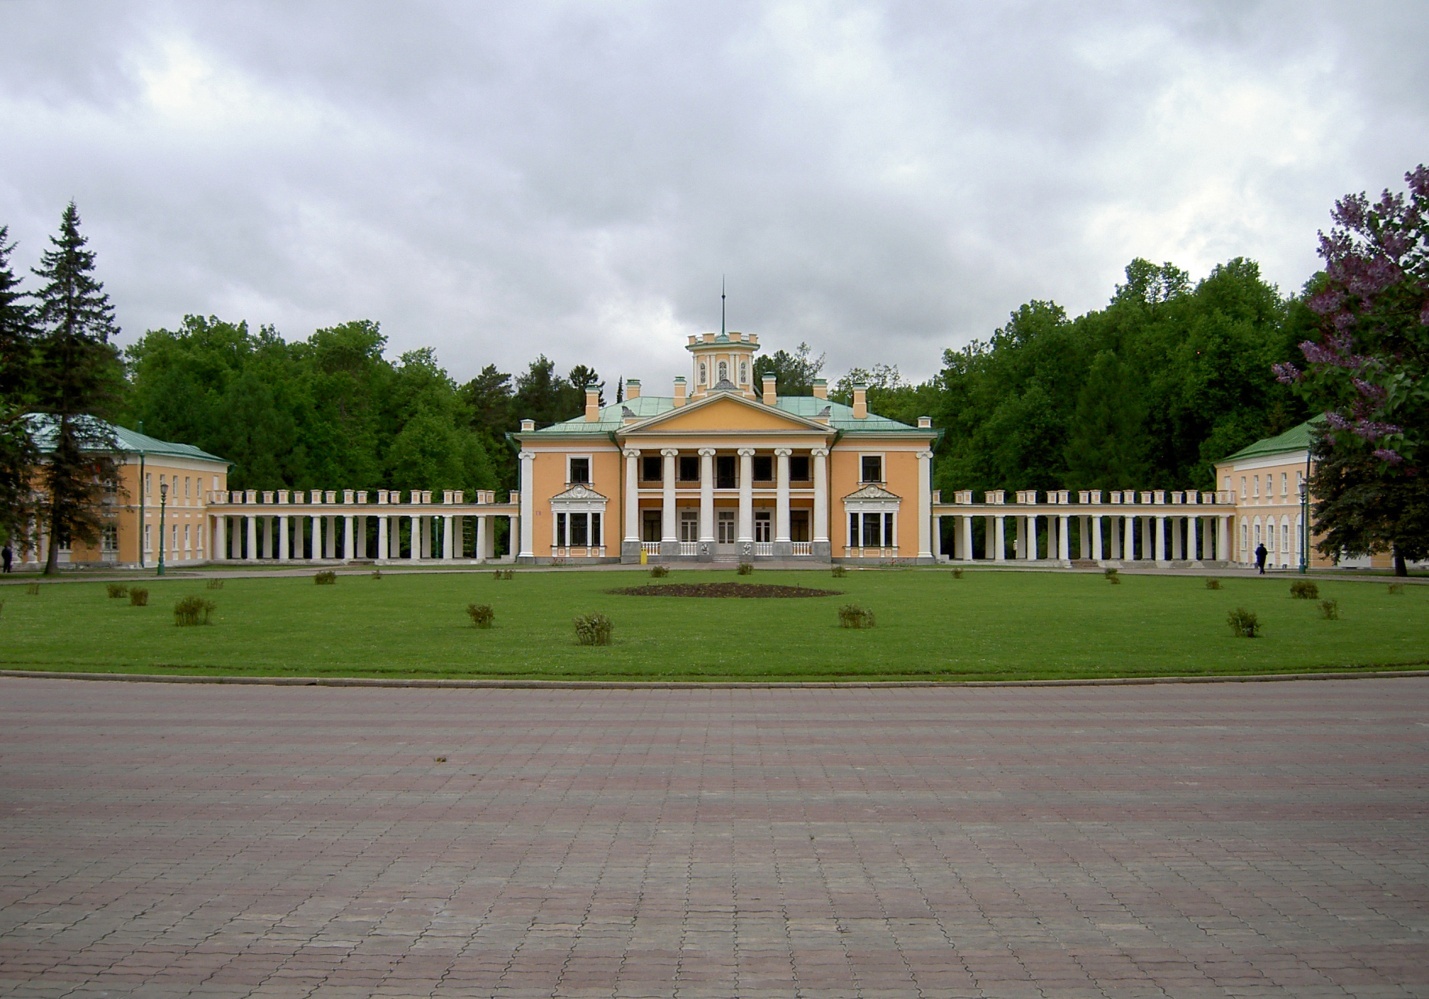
[611,582,842,598]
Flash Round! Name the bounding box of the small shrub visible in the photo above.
[574,612,613,646]
[466,603,495,628]
[1319,598,1340,620]
[129,587,149,607]
[1387,582,1405,595]
[649,564,669,578]
[25,582,40,595]
[838,604,876,629]
[831,565,847,578]
[736,563,753,576]
[174,595,216,626]
[494,568,514,580]
[951,567,964,579]
[1227,607,1260,638]
[371,569,382,580]
[1205,578,1221,590]
[1289,580,1319,600]
[1104,567,1121,585]
[106,583,129,599]
[314,570,336,585]
[205,578,224,590]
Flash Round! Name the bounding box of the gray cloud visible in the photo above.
[2,0,1425,397]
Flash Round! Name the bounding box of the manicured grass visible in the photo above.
[0,569,1425,682]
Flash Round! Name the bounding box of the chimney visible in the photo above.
[852,384,868,419]
[762,374,777,407]
[674,376,687,407]
[520,418,535,432]
[625,378,641,400]
[812,378,827,400]
[917,416,932,429]
[584,387,600,422]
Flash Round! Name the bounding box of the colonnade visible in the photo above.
[208,489,519,563]
[932,489,1236,565]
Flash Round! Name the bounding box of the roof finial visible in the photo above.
[721,275,726,337]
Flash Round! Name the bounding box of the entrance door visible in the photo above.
[679,509,699,543]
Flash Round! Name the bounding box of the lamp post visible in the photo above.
[1298,479,1308,575]
[157,481,168,576]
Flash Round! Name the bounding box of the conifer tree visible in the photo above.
[0,226,38,546]
[29,203,125,574]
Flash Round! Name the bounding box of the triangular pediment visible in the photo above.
[622,392,831,436]
[842,483,902,502]
[551,483,608,503]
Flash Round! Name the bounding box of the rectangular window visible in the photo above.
[101,525,118,552]
[1280,472,1288,497]
[862,513,881,547]
[568,457,590,484]
[1252,475,1259,498]
[570,514,588,546]
[556,513,567,547]
[717,511,736,543]
[172,524,179,549]
[716,456,736,488]
[591,513,601,547]
[789,455,810,481]
[753,455,773,482]
[146,473,152,496]
[679,456,699,481]
[861,455,883,483]
[754,510,772,542]
[185,476,191,499]
[679,510,699,542]
[1239,476,1246,498]
[641,455,662,482]
[144,524,151,552]
[642,510,661,542]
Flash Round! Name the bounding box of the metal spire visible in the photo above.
[721,275,726,336]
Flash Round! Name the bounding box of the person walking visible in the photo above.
[1,543,12,573]
[1255,542,1268,574]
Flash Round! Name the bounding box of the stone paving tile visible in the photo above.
[0,676,1427,998]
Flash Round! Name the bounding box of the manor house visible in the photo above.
[513,330,939,564]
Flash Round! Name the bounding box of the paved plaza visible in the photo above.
[0,675,1426,998]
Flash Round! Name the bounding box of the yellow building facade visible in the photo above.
[17,416,230,570]
[513,332,940,564]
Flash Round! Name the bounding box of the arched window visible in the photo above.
[718,360,728,383]
[740,360,748,385]
[699,361,707,384]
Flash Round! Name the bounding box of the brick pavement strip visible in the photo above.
[0,677,1426,999]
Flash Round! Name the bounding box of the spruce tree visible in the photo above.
[0,226,38,547]
[29,203,125,574]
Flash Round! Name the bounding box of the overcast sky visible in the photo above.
[3,0,1426,396]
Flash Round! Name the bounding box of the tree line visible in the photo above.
[2,166,1424,571]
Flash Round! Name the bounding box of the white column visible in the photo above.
[518,450,535,559]
[474,516,486,561]
[409,515,420,561]
[357,517,368,558]
[1140,517,1152,561]
[775,448,792,545]
[278,516,289,561]
[443,515,454,561]
[325,516,338,559]
[1093,516,1104,560]
[310,515,321,560]
[994,515,1006,560]
[698,448,716,543]
[661,448,678,543]
[1171,518,1183,560]
[1123,515,1134,561]
[623,449,641,543]
[377,516,388,562]
[811,448,829,546]
[1026,515,1038,561]
[1218,515,1230,561]
[960,515,973,562]
[1187,514,1199,561]
[1058,514,1069,563]
[214,516,227,560]
[344,515,355,559]
[916,450,933,560]
[737,448,755,545]
[1155,515,1166,561]
[246,516,257,562]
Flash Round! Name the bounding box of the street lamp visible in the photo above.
[1298,478,1308,575]
[157,481,168,576]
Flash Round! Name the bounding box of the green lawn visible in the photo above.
[0,569,1424,682]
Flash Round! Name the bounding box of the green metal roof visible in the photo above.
[1221,417,1321,463]
[24,413,230,464]
[523,391,927,436]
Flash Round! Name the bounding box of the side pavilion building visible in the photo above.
[513,331,940,564]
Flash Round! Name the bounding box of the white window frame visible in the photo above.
[859,453,885,484]
[566,454,592,486]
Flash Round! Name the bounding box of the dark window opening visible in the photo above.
[860,455,882,483]
[679,456,699,481]
[789,455,810,481]
[753,455,773,481]
[569,458,590,484]
[716,456,736,488]
[641,456,661,482]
